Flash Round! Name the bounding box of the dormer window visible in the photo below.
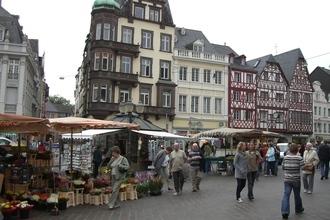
[134,5,145,19]
[0,28,5,41]
[193,40,204,52]
[149,8,160,22]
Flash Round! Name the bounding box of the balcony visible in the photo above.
[87,102,119,118]
[92,40,140,57]
[143,106,175,118]
[174,49,227,63]
[91,71,139,87]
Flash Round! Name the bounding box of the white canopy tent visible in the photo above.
[132,130,189,139]
[61,129,122,139]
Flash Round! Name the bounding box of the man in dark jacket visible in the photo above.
[317,142,330,180]
[92,146,103,178]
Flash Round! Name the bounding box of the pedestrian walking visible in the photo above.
[317,141,330,180]
[274,145,281,176]
[188,142,203,192]
[302,142,319,194]
[92,145,103,178]
[107,146,130,210]
[234,142,248,203]
[265,144,276,176]
[281,144,304,219]
[169,143,187,196]
[153,146,173,191]
[247,142,262,200]
[260,143,268,175]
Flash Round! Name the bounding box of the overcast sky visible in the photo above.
[3,0,330,103]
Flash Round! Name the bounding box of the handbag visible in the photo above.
[303,163,314,172]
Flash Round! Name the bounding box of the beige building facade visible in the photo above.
[173,28,236,135]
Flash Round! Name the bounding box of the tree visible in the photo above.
[48,95,72,106]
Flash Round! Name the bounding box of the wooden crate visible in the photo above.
[12,183,29,193]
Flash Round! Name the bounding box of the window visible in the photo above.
[246,92,253,103]
[275,73,281,82]
[162,92,171,107]
[134,5,145,19]
[246,74,253,84]
[141,57,152,77]
[8,59,20,80]
[234,72,241,82]
[319,107,321,115]
[122,27,133,44]
[140,88,150,105]
[317,123,321,133]
[314,107,317,115]
[214,71,222,84]
[120,89,130,102]
[263,72,269,80]
[191,96,199,113]
[328,109,330,117]
[149,8,160,22]
[275,93,284,102]
[179,67,187,81]
[96,23,102,40]
[160,60,170,80]
[142,30,152,49]
[234,110,241,120]
[102,53,109,70]
[203,97,211,114]
[324,108,327,117]
[328,124,330,133]
[121,56,131,73]
[160,34,171,52]
[215,98,222,114]
[260,91,269,100]
[324,124,327,133]
[92,84,99,102]
[192,68,199,82]
[179,95,187,112]
[203,69,211,83]
[292,92,299,102]
[233,91,240,102]
[0,28,4,41]
[94,52,101,70]
[260,111,268,122]
[103,23,111,40]
[245,110,253,121]
[5,87,18,113]
[193,43,203,52]
[100,85,107,102]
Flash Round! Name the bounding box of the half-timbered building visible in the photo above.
[228,55,257,128]
[247,55,289,133]
[275,49,313,142]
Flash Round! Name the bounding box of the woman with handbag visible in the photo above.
[302,143,319,194]
[107,146,130,210]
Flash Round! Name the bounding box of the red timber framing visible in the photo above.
[256,63,289,132]
[228,64,257,129]
[288,59,313,134]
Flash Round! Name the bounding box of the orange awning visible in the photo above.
[0,113,49,133]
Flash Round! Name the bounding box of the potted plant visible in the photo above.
[16,201,33,219]
[46,195,58,212]
[0,202,17,220]
[73,180,85,188]
[58,197,69,210]
[148,177,163,196]
[136,182,149,198]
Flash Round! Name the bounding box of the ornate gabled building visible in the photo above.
[0,5,47,117]
[228,55,257,129]
[275,49,313,142]
[76,0,176,130]
[172,27,236,135]
[247,55,289,133]
[310,67,330,141]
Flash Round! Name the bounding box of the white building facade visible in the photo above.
[0,6,46,117]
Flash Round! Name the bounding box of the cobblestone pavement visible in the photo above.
[30,170,330,220]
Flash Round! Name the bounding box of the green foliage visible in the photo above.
[48,95,72,106]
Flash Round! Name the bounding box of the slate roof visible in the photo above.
[175,28,216,54]
[29,39,39,55]
[0,6,24,44]
[310,67,330,101]
[274,48,305,81]
[247,54,276,75]
[230,56,256,72]
[212,44,238,56]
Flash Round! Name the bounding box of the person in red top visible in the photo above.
[37,142,46,153]
[260,143,268,175]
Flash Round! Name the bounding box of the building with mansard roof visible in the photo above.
[0,4,47,117]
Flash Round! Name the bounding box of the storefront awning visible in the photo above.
[62,129,122,139]
[132,130,189,139]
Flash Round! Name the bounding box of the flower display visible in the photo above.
[0,202,17,214]
[93,177,110,188]
[16,201,33,211]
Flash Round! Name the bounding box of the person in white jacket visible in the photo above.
[302,142,319,194]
